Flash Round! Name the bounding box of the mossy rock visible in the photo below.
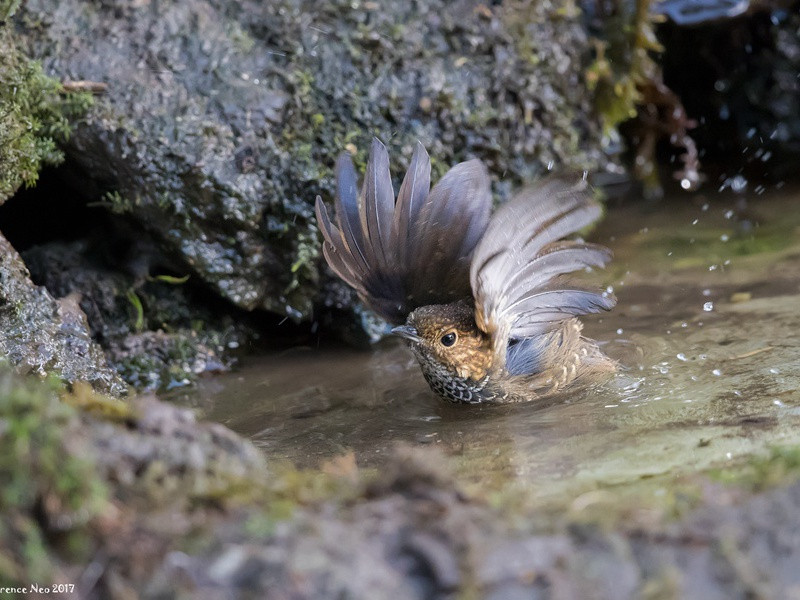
[0,24,91,204]
[0,369,108,585]
[15,0,611,323]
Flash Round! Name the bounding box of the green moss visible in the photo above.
[0,370,108,585]
[0,0,21,21]
[61,381,135,422]
[712,446,800,492]
[586,0,664,137]
[0,25,93,203]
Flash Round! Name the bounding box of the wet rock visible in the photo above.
[657,0,751,25]
[15,0,611,323]
[0,233,126,395]
[104,330,230,392]
[22,239,246,391]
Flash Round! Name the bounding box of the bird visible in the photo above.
[314,139,617,404]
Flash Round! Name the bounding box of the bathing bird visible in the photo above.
[315,139,616,404]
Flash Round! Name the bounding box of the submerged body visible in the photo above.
[315,139,616,404]
[395,300,615,404]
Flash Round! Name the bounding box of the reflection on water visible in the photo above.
[173,187,800,505]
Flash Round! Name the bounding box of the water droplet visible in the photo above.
[720,234,729,242]
[712,368,722,376]
[703,301,714,311]
[676,353,688,361]
[616,328,624,335]
[774,399,785,407]
[681,178,692,190]
[730,175,747,193]
[724,210,734,219]
[769,368,780,374]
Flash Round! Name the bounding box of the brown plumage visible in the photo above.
[315,139,616,404]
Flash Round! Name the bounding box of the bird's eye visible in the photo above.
[440,332,457,347]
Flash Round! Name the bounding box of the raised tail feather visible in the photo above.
[315,139,493,324]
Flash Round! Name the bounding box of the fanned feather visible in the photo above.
[503,242,612,295]
[332,154,369,277]
[391,142,431,267]
[469,174,615,365]
[410,159,491,300]
[361,138,395,272]
[315,139,492,323]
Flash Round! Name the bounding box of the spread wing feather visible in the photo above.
[315,138,492,324]
[469,174,615,366]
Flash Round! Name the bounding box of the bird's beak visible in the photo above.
[390,324,422,343]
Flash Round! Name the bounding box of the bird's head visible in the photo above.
[391,300,493,381]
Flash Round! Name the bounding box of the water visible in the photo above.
[173,187,800,507]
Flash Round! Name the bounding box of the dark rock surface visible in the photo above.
[15,0,610,322]
[0,233,127,395]
[22,238,247,391]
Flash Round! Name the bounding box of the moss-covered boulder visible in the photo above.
[0,368,267,589]
[0,17,123,393]
[5,367,800,597]
[14,0,610,322]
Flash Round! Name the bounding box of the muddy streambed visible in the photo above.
[172,186,800,509]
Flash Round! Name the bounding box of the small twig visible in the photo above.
[61,80,108,94]
[727,347,774,361]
